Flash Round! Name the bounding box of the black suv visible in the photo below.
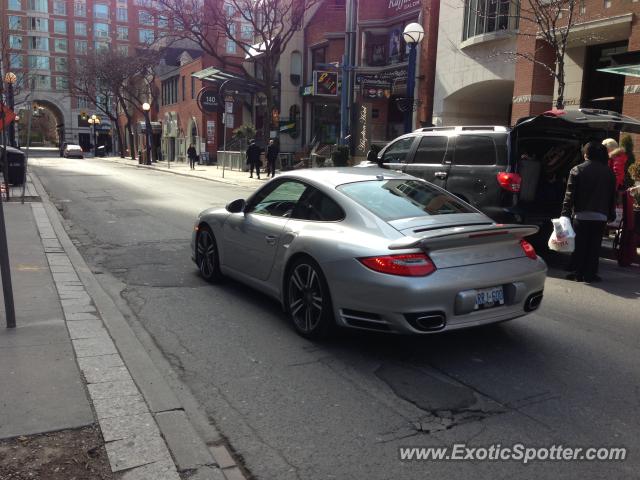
[374,109,640,239]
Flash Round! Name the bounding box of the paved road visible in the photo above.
[32,154,640,480]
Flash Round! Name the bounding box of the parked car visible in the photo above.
[63,144,84,158]
[191,168,546,339]
[366,109,640,244]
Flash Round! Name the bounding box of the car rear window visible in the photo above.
[338,179,474,221]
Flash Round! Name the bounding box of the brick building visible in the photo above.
[2,0,166,149]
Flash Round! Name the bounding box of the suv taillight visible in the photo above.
[359,253,436,277]
[497,172,521,193]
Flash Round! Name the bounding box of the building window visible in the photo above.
[74,0,86,16]
[462,0,517,41]
[290,51,302,85]
[158,15,169,28]
[117,44,129,55]
[29,36,49,50]
[8,0,21,10]
[10,54,23,68]
[139,10,154,25]
[55,56,68,72]
[53,0,66,14]
[191,76,195,99]
[28,17,49,32]
[55,38,68,52]
[78,96,90,109]
[9,16,22,30]
[28,55,50,69]
[27,0,48,12]
[226,40,237,54]
[75,39,88,54]
[94,41,109,52]
[94,3,109,19]
[224,2,235,16]
[116,26,128,40]
[75,21,87,36]
[181,76,186,100]
[35,75,51,89]
[311,47,326,72]
[139,29,154,43]
[10,35,23,49]
[117,7,128,21]
[54,20,67,34]
[241,24,253,40]
[161,77,179,105]
[94,23,109,38]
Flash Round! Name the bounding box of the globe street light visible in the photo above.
[4,72,18,147]
[88,115,100,156]
[142,102,153,165]
[402,22,425,133]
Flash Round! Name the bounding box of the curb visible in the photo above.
[29,170,250,480]
[100,156,259,188]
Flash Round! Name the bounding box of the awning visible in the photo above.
[245,40,270,60]
[597,51,640,77]
[191,67,261,92]
[138,121,162,133]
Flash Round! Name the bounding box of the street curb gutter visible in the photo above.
[29,171,249,480]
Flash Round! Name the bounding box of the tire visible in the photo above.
[196,226,222,283]
[285,257,334,340]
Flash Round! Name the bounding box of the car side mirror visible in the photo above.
[226,198,246,213]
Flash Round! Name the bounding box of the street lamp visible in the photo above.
[88,114,100,156]
[4,72,18,147]
[402,22,425,133]
[142,102,154,165]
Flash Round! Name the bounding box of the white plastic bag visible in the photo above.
[548,216,575,252]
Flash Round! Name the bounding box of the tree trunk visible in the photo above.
[555,54,566,110]
[112,120,125,158]
[263,66,275,143]
[125,121,135,160]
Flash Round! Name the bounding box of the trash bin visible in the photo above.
[1,146,26,186]
[96,145,106,157]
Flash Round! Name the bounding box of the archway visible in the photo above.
[187,116,200,154]
[15,99,66,150]
[441,80,514,126]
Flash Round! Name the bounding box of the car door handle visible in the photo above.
[434,171,448,179]
[265,235,278,245]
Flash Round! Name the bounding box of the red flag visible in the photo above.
[0,104,16,131]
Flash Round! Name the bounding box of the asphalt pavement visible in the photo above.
[30,152,640,480]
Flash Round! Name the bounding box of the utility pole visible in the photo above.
[340,0,357,146]
[0,95,16,328]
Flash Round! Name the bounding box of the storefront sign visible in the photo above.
[300,85,314,96]
[314,71,338,96]
[355,67,407,86]
[197,87,221,113]
[206,120,216,145]
[356,103,372,157]
[362,84,392,99]
[387,0,421,14]
[225,101,234,114]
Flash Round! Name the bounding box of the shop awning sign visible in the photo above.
[314,71,338,96]
[197,87,222,113]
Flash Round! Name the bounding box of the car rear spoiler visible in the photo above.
[388,224,539,251]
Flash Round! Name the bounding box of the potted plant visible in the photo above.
[331,145,350,167]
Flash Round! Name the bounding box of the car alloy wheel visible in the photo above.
[287,259,333,339]
[197,226,221,282]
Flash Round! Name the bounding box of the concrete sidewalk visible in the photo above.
[102,155,273,189]
[0,202,94,439]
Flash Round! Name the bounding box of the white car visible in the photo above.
[63,144,84,158]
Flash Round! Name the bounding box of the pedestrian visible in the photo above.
[561,141,617,283]
[246,139,262,179]
[602,138,627,191]
[187,143,197,170]
[266,139,279,178]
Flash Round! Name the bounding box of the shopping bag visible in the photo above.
[548,216,575,252]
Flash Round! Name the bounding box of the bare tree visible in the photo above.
[69,49,163,159]
[156,0,320,139]
[496,0,580,109]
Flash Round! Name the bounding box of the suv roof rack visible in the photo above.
[414,126,508,133]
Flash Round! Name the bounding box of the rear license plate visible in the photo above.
[474,286,504,310]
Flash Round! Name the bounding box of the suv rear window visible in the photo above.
[338,179,474,221]
[454,135,496,165]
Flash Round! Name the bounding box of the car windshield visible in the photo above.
[338,179,474,221]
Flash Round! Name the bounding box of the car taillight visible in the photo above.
[359,253,436,277]
[520,239,537,260]
[497,172,521,192]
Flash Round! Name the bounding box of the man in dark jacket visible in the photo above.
[265,139,279,178]
[246,139,262,179]
[561,141,616,283]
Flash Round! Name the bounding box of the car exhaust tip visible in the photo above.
[524,291,543,312]
[405,312,446,332]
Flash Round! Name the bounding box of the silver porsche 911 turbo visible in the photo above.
[191,168,546,339]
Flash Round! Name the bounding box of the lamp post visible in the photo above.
[4,72,17,147]
[142,102,153,166]
[402,22,425,134]
[88,115,97,156]
[14,115,20,148]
